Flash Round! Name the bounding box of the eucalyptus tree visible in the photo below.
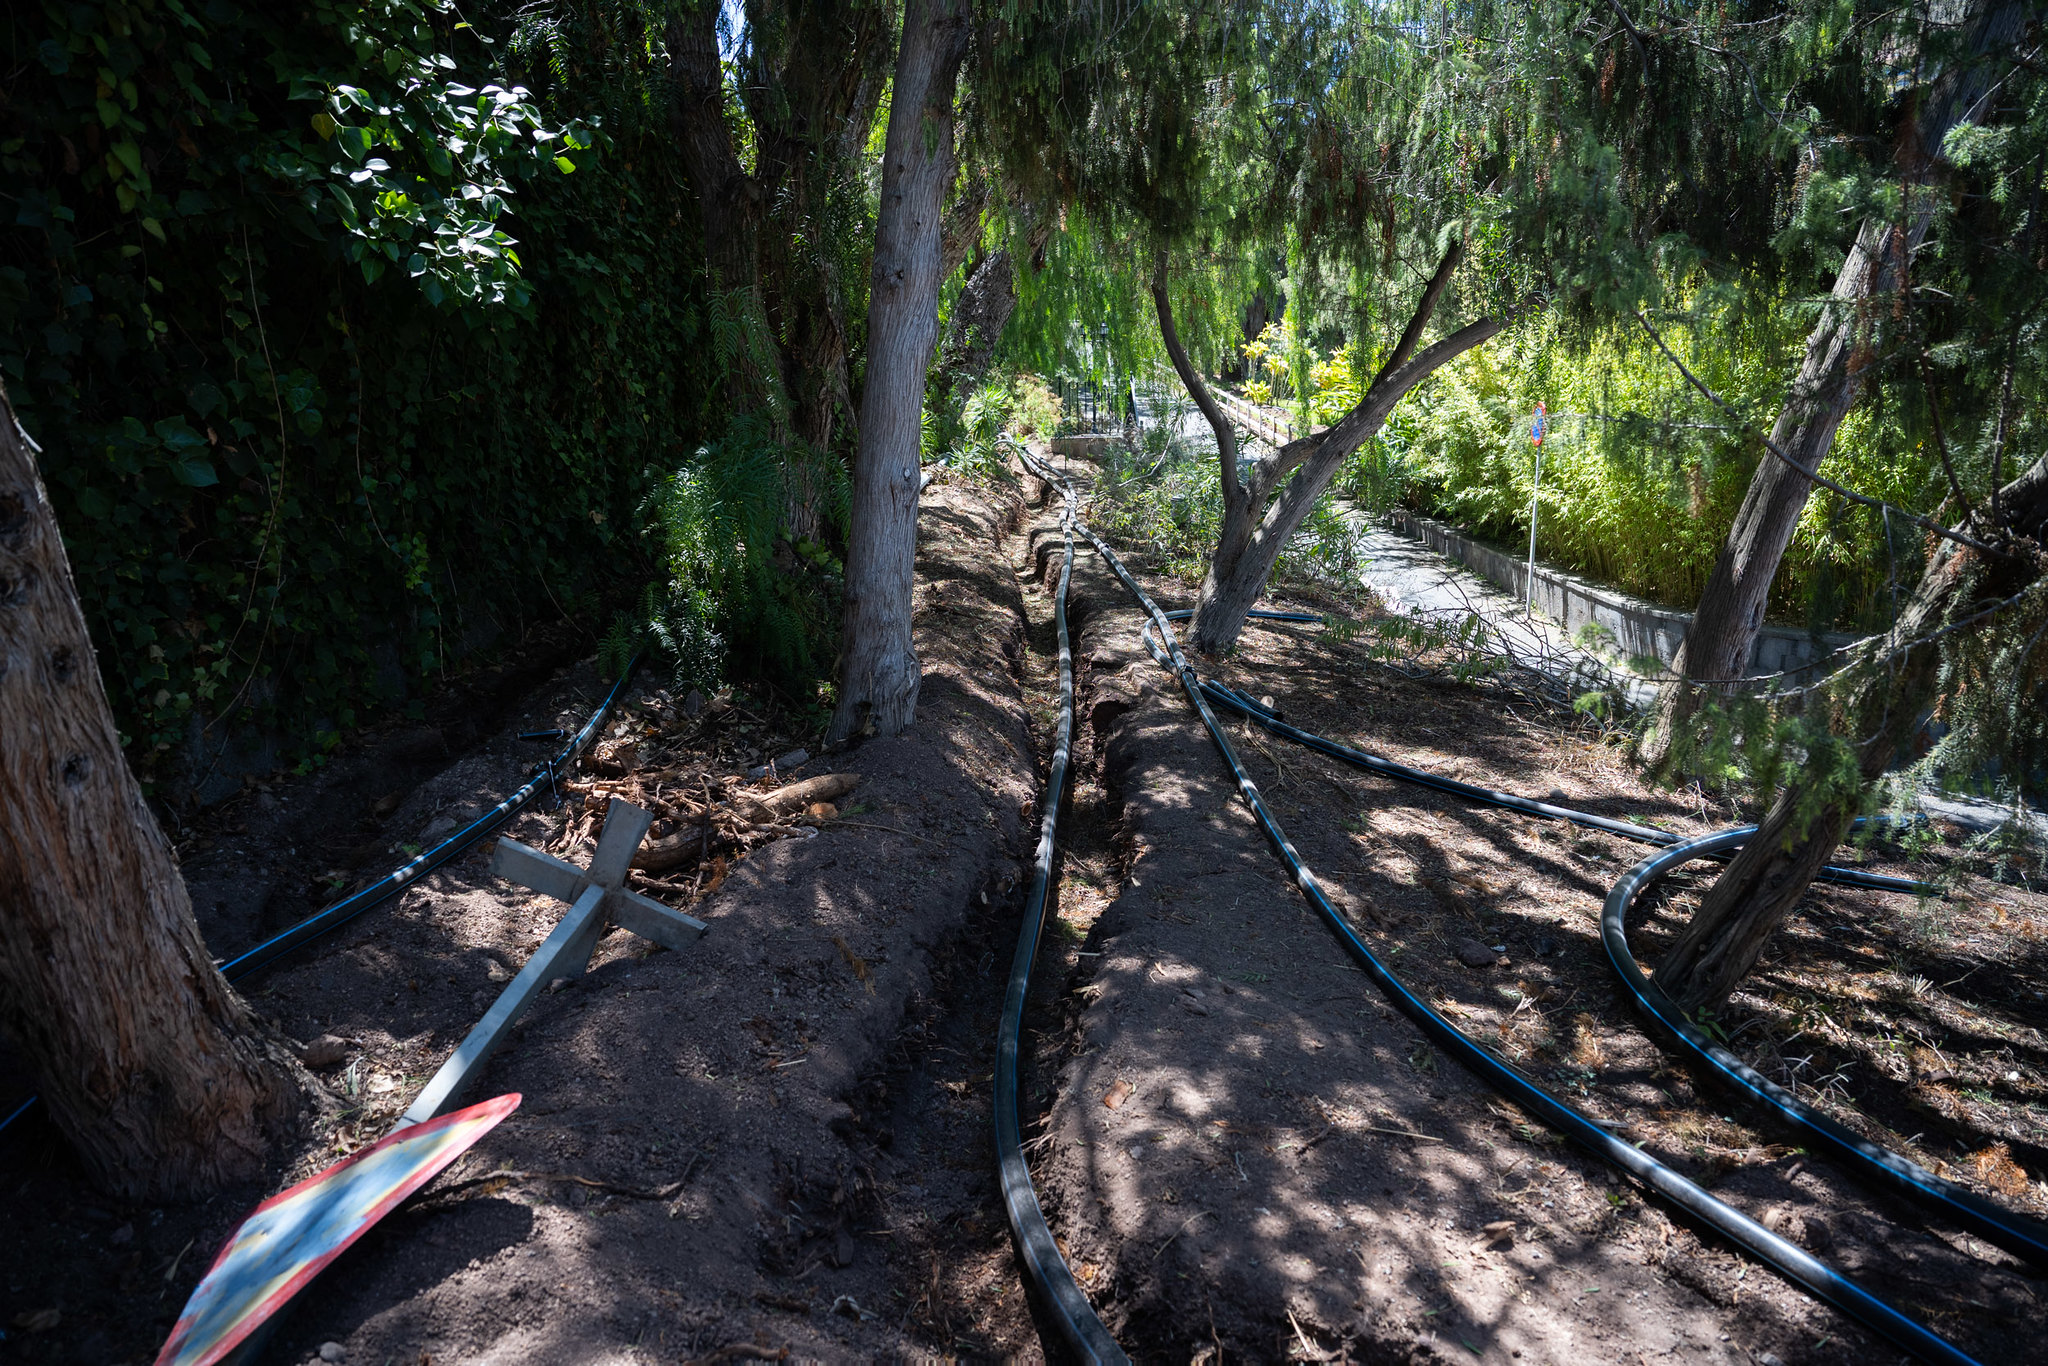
[828,0,973,743]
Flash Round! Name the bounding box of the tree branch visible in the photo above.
[1635,310,2004,557]
[1916,354,1976,525]
[1599,0,1653,89]
[1364,241,1462,394]
[1152,250,1243,511]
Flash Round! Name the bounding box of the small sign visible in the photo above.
[155,1093,521,1366]
[1530,401,1547,448]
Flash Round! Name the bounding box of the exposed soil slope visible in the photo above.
[0,476,1051,1365]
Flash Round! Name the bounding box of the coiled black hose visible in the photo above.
[1007,440,1984,1366]
[0,654,642,1137]
[1193,640,2048,1269]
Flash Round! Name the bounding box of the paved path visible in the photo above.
[1126,385,2037,837]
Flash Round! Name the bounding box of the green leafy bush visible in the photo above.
[1348,307,1934,628]
[642,423,846,694]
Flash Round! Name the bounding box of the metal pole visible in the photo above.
[1525,443,1542,617]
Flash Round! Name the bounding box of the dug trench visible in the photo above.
[0,472,1077,1364]
[1018,446,2048,1365]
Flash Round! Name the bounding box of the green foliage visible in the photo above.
[642,422,846,693]
[1352,305,1936,630]
[1,0,715,780]
[1007,373,1064,441]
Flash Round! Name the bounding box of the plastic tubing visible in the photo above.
[992,506,1131,1364]
[1602,832,2048,1267]
[0,652,642,1138]
[1191,634,2048,1267]
[1006,441,1981,1366]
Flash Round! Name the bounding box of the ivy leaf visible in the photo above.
[336,125,372,162]
[172,458,219,488]
[111,140,145,179]
[553,155,576,174]
[311,111,337,140]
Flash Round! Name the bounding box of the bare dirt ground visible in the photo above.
[1026,450,2048,1364]
[0,476,1060,1365]
[7,445,2044,1366]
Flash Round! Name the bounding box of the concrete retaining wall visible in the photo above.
[1385,508,1860,678]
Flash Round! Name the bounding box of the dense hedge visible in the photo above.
[1,0,715,789]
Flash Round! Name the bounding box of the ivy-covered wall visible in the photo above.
[1,0,714,794]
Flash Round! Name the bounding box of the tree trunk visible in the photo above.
[934,246,1016,403]
[1656,450,2048,1012]
[1640,0,2029,772]
[1153,244,1514,656]
[0,384,305,1200]
[670,0,891,540]
[827,0,970,744]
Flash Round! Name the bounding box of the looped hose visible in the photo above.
[1006,438,1984,1366]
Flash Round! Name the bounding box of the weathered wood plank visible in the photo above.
[608,888,709,953]
[396,883,607,1128]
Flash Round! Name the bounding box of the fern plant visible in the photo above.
[640,423,846,695]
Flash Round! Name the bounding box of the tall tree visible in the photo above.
[1656,451,2048,1011]
[1640,0,2030,770]
[1159,244,1525,654]
[828,0,972,742]
[0,384,306,1200]
[669,0,891,535]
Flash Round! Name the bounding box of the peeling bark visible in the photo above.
[0,383,306,1200]
[1642,0,2030,772]
[1658,450,2048,1012]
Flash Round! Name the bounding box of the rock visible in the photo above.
[298,1034,350,1069]
[547,977,573,995]
[419,815,458,842]
[1545,788,1569,805]
[372,791,402,819]
[486,960,512,983]
[681,689,705,717]
[318,1341,349,1363]
[1761,1203,1829,1250]
[747,747,810,780]
[1454,938,1503,968]
[1533,934,1562,958]
[109,1223,134,1247]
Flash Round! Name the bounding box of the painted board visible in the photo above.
[154,1092,520,1366]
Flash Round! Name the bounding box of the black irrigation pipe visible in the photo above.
[1007,440,1984,1366]
[993,511,1131,1364]
[1196,665,1918,895]
[0,652,644,1139]
[1603,832,2048,1268]
[1193,644,2048,1267]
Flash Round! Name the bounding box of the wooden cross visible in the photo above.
[394,797,707,1129]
